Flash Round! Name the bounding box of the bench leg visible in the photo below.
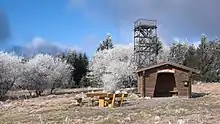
[99,97,105,107]
[120,94,125,106]
[110,94,116,108]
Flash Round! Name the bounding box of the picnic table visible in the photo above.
[86,92,128,108]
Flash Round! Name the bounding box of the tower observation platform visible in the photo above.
[134,19,157,29]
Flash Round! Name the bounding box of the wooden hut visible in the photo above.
[136,62,199,98]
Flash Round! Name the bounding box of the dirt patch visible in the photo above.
[192,83,220,95]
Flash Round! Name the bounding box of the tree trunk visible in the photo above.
[35,90,42,97]
[50,87,55,94]
[29,91,32,97]
[50,83,55,94]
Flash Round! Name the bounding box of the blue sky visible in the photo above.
[0,0,122,57]
[0,0,219,57]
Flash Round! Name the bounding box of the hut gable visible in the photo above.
[136,62,200,74]
[136,62,199,98]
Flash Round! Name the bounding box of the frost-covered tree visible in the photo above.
[88,50,111,86]
[89,43,136,92]
[48,57,73,94]
[0,52,23,98]
[18,54,73,96]
[168,41,189,64]
[158,43,170,63]
[97,33,114,52]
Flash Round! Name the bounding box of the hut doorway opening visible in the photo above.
[153,72,177,97]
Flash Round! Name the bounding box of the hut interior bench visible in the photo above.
[169,91,178,96]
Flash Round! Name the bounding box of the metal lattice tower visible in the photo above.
[134,19,158,69]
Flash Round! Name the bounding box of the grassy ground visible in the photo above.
[1,84,220,124]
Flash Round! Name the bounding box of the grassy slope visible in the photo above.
[1,83,220,124]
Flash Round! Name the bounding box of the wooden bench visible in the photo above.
[86,92,128,108]
[86,92,108,107]
[170,88,178,96]
[105,93,128,108]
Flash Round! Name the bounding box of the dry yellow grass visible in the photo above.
[0,84,220,124]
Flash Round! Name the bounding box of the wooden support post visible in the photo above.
[99,97,105,107]
[143,71,146,97]
[110,94,116,108]
[189,71,193,98]
[120,94,125,106]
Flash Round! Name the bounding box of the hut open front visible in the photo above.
[154,72,176,97]
[136,62,199,98]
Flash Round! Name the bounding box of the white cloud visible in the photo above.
[53,42,82,52]
[9,37,83,58]
[26,37,46,49]
[27,37,81,52]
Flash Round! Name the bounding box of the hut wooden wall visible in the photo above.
[174,69,190,97]
[145,71,157,97]
[137,72,143,95]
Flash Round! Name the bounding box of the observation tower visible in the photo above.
[134,19,158,69]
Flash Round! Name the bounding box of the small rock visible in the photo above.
[145,97,151,99]
[177,119,185,124]
[121,90,128,94]
[129,93,139,99]
[94,116,103,121]
[0,102,11,108]
[5,99,12,103]
[82,98,90,103]
[133,113,138,116]
[75,93,86,99]
[47,95,56,98]
[74,119,83,124]
[196,81,202,84]
[115,90,120,94]
[116,113,123,116]
[120,120,125,123]
[69,101,80,107]
[175,109,181,113]
[154,116,161,120]
[124,116,131,121]
[75,97,82,104]
[102,90,107,93]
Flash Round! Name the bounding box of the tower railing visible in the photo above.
[134,19,157,28]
